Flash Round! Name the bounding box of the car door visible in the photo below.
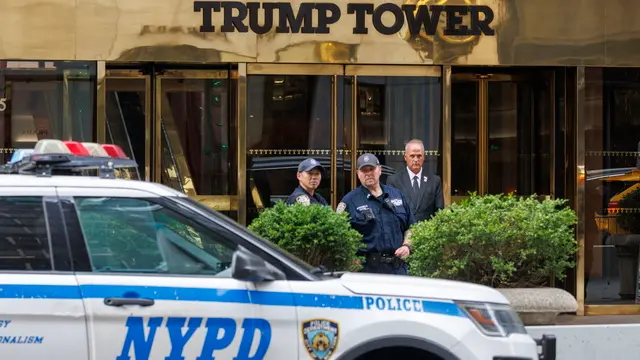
[57,186,297,360]
[0,186,88,360]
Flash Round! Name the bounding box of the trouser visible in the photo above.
[362,253,408,275]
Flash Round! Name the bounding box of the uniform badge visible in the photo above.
[302,319,339,360]
[296,195,311,206]
[336,202,346,213]
[390,198,403,206]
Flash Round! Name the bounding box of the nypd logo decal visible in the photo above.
[302,318,339,360]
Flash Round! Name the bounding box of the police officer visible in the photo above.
[337,153,415,275]
[285,158,329,206]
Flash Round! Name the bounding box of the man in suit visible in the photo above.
[386,139,444,222]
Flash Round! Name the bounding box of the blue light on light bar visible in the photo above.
[8,149,34,164]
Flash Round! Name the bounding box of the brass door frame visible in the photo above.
[345,65,442,190]
[155,69,239,212]
[451,72,556,199]
[103,69,152,181]
[247,64,343,208]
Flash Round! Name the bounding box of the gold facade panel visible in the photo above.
[237,63,247,225]
[0,0,637,65]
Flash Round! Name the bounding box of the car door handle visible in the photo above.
[104,297,155,307]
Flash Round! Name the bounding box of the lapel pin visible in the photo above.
[423,176,427,182]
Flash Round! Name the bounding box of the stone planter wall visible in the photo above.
[498,288,578,325]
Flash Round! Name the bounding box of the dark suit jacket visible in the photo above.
[386,169,444,222]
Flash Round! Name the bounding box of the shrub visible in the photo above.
[407,193,578,288]
[617,186,640,234]
[248,202,363,272]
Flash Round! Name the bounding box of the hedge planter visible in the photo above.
[407,193,579,323]
[248,201,363,272]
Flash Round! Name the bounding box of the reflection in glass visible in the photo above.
[348,76,442,189]
[487,81,551,196]
[159,76,237,197]
[451,80,478,197]
[585,68,640,305]
[451,74,552,199]
[0,61,96,163]
[105,78,146,180]
[246,75,333,223]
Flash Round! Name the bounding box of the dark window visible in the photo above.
[0,197,51,271]
[74,197,236,276]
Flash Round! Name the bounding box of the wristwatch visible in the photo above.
[401,243,411,251]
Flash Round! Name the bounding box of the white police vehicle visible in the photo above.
[0,139,556,360]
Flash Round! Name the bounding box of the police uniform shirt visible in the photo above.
[337,185,415,254]
[285,186,329,206]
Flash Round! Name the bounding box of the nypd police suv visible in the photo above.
[0,139,555,360]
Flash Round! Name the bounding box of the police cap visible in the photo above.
[356,153,380,170]
[297,158,325,173]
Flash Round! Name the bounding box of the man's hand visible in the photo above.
[395,244,410,258]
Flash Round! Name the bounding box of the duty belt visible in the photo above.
[365,252,404,267]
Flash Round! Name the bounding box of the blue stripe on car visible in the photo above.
[0,284,466,317]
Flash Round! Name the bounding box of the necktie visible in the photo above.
[412,175,419,195]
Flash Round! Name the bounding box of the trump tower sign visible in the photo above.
[194,1,495,37]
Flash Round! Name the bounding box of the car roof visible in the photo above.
[0,174,188,198]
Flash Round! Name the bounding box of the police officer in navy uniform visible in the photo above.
[285,158,329,206]
[337,153,415,275]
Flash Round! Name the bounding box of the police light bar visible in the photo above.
[0,139,138,178]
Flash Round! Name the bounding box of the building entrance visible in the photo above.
[244,64,442,224]
[102,66,238,218]
[450,69,557,203]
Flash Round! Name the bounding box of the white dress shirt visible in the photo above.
[406,167,423,189]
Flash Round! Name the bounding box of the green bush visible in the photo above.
[407,193,578,288]
[248,202,363,272]
[617,186,640,233]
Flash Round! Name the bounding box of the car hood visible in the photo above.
[338,272,509,304]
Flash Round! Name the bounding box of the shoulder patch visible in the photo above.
[390,198,403,206]
[336,202,346,213]
[297,195,311,206]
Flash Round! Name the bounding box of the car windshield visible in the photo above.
[175,196,321,276]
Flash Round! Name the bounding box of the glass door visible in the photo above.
[155,70,238,219]
[244,64,342,223]
[104,70,150,181]
[341,65,443,198]
[451,71,555,202]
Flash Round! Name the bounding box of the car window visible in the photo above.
[0,196,51,271]
[74,197,235,276]
[178,196,319,274]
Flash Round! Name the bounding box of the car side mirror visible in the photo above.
[231,246,286,282]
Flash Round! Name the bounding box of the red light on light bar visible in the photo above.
[63,141,90,156]
[101,144,128,159]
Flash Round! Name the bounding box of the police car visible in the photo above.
[0,139,556,360]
